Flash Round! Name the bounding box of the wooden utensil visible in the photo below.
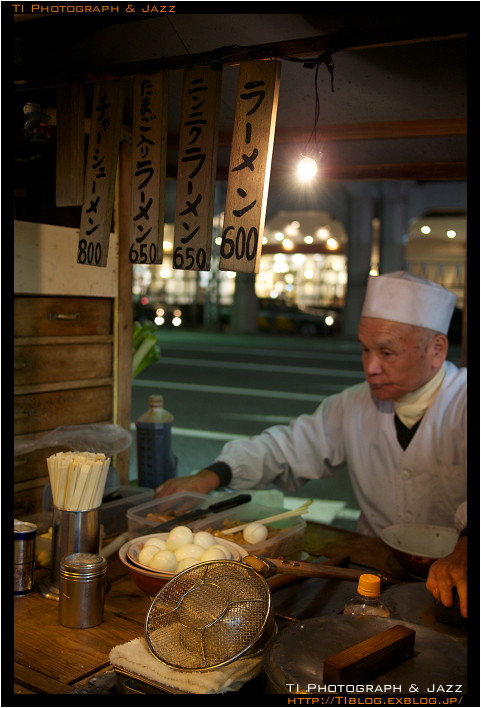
[244,554,395,585]
[267,554,350,592]
[222,498,313,534]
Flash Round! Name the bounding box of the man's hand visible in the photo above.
[425,536,467,618]
[154,469,221,498]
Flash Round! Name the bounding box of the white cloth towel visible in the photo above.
[109,636,262,694]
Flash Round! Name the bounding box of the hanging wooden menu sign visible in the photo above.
[220,60,280,274]
[129,71,168,264]
[173,66,222,271]
[78,80,124,267]
[56,83,85,206]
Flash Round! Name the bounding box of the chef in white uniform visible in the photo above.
[155,271,467,617]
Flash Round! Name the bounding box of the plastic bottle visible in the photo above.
[342,573,391,617]
[135,395,177,489]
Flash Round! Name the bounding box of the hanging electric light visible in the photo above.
[295,51,335,182]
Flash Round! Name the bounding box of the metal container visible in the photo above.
[59,552,107,628]
[39,506,100,600]
[14,521,37,596]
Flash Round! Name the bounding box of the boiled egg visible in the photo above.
[210,543,232,560]
[149,549,177,572]
[138,544,161,566]
[193,531,216,549]
[242,522,268,545]
[165,525,193,550]
[174,543,204,562]
[200,546,228,562]
[176,557,199,572]
[144,536,167,551]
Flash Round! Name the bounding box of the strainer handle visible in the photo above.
[244,555,393,584]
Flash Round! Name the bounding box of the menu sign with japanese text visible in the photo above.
[56,82,85,207]
[129,71,168,264]
[173,66,222,271]
[220,60,280,274]
[78,80,124,267]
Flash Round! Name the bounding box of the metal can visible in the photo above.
[59,553,107,628]
[14,521,37,596]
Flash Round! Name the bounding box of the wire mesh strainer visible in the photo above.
[145,560,273,671]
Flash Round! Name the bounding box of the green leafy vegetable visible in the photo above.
[132,320,161,378]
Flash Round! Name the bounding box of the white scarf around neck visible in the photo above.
[393,364,446,429]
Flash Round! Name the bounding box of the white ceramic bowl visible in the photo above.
[380,523,458,578]
[127,532,245,570]
[120,534,246,596]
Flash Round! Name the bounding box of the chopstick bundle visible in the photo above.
[46,451,111,511]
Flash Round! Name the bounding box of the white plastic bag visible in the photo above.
[14,423,132,457]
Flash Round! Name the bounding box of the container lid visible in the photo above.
[263,616,467,693]
[14,520,37,534]
[357,573,381,597]
[61,552,107,574]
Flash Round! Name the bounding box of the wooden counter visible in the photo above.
[11,523,451,696]
[14,555,151,695]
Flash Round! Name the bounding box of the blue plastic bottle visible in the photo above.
[135,395,176,489]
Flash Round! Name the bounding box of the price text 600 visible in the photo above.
[220,225,258,261]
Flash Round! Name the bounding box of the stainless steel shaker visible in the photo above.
[59,552,107,628]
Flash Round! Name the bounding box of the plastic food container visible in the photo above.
[100,486,153,537]
[126,493,210,538]
[191,502,306,560]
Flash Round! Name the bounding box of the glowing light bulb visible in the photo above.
[316,227,330,240]
[421,226,431,235]
[297,156,318,181]
[446,230,456,239]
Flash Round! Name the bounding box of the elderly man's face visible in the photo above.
[358,317,445,400]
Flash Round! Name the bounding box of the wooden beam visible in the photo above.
[166,161,467,182]
[317,162,467,181]
[45,113,468,143]
[167,118,467,148]
[14,18,467,87]
[261,244,345,255]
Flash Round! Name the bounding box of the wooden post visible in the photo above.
[173,66,222,271]
[461,253,467,367]
[55,83,85,206]
[79,80,124,268]
[129,72,168,265]
[220,60,281,274]
[114,140,134,485]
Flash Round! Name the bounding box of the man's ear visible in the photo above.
[432,334,448,362]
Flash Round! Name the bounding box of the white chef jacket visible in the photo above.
[214,361,467,537]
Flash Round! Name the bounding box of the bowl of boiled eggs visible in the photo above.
[119,524,247,597]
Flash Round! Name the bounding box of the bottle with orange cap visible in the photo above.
[342,574,391,617]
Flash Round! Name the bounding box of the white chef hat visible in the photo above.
[361,271,457,334]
